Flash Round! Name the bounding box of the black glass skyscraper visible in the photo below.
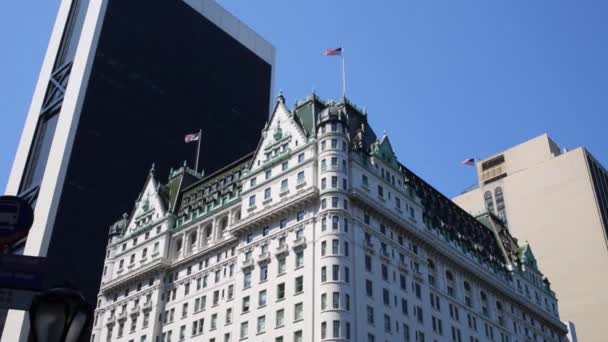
[2,1,274,340]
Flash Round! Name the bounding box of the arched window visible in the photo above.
[204,223,212,239]
[219,216,229,231]
[495,187,507,223]
[175,238,183,258]
[484,191,495,213]
[189,232,197,250]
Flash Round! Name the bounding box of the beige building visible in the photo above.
[453,133,608,342]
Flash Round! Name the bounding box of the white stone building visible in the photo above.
[92,94,568,342]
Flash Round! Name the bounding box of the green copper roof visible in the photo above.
[371,133,399,170]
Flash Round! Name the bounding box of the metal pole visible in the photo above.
[342,48,346,98]
[195,129,201,173]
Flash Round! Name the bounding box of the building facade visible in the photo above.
[95,95,567,342]
[2,0,274,340]
[453,134,608,342]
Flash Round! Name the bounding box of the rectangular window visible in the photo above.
[294,331,302,342]
[259,290,267,307]
[257,315,266,334]
[240,322,248,339]
[333,320,340,338]
[277,283,285,300]
[294,303,303,321]
[298,153,304,163]
[297,171,305,183]
[295,276,304,293]
[242,296,250,313]
[260,265,268,282]
[276,309,285,327]
[244,272,252,288]
[278,256,286,274]
[296,251,304,268]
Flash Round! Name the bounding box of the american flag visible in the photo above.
[462,158,476,166]
[184,132,201,143]
[324,47,343,56]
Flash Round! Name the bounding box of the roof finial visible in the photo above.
[277,89,285,103]
[150,162,156,173]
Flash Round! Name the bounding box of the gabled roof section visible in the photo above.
[518,243,539,271]
[165,162,203,213]
[124,165,169,235]
[371,133,399,170]
[250,93,308,172]
[475,211,520,267]
[293,92,327,136]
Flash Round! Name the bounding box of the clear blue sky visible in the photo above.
[1,0,606,198]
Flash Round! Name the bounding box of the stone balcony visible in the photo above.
[142,301,153,311]
[241,258,254,269]
[129,305,140,316]
[257,252,271,264]
[117,311,127,321]
[275,244,289,255]
[292,237,306,250]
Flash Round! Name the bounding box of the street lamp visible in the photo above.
[29,287,93,342]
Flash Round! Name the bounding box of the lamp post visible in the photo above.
[29,287,93,342]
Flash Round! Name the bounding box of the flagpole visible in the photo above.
[195,129,201,173]
[341,47,346,98]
